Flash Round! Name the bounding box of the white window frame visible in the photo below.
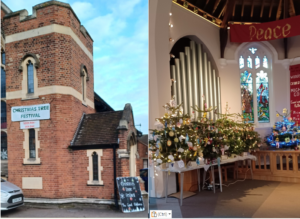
[239,43,274,128]
[23,128,41,165]
[87,149,103,185]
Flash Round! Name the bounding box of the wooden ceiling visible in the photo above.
[184,0,299,25]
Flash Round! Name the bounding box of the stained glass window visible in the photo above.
[240,71,254,122]
[1,101,6,129]
[247,56,252,68]
[27,61,34,93]
[256,70,269,123]
[92,152,99,181]
[263,56,268,68]
[239,56,244,69]
[1,68,5,98]
[249,47,257,54]
[1,132,7,160]
[255,56,260,69]
[29,129,36,158]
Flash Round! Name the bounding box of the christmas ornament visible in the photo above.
[169,131,174,137]
[167,140,172,146]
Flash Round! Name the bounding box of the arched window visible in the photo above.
[1,101,6,129]
[1,132,7,160]
[92,152,98,181]
[1,51,5,65]
[239,46,270,124]
[82,71,85,101]
[1,67,5,98]
[27,60,34,93]
[29,129,36,158]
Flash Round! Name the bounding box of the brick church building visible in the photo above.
[1,0,147,203]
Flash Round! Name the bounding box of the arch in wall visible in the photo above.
[127,131,137,177]
[169,35,221,120]
[80,64,89,81]
[236,41,276,128]
[18,53,40,71]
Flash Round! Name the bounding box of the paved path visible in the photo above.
[2,198,148,218]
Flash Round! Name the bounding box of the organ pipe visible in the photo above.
[180,52,188,114]
[170,40,221,120]
[175,59,182,107]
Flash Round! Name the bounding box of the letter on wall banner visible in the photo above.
[230,15,300,42]
[290,64,300,122]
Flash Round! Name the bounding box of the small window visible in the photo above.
[1,101,7,129]
[82,74,85,101]
[29,129,36,158]
[27,61,34,93]
[1,51,5,65]
[1,132,7,160]
[247,56,252,68]
[1,67,5,98]
[143,159,148,168]
[255,56,260,69]
[239,56,244,69]
[92,152,98,181]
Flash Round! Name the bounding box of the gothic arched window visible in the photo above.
[92,152,98,181]
[239,47,270,124]
[27,60,34,93]
[1,67,5,98]
[1,132,7,160]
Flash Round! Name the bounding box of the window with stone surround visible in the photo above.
[23,128,40,165]
[80,65,89,106]
[1,131,7,160]
[87,149,103,185]
[1,101,6,129]
[27,61,34,94]
[1,67,5,98]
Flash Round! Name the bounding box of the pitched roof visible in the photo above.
[138,134,148,146]
[94,92,114,112]
[71,111,123,147]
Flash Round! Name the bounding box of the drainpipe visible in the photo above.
[113,143,119,210]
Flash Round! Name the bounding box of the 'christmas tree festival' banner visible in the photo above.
[116,177,145,213]
[290,64,300,122]
[11,104,50,122]
[230,15,300,42]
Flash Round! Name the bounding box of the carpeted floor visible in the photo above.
[149,180,300,218]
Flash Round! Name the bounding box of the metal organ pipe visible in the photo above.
[190,41,198,119]
[185,47,193,116]
[171,65,177,100]
[180,52,188,115]
[175,58,182,107]
[170,40,221,120]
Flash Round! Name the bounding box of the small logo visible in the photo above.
[150,210,172,218]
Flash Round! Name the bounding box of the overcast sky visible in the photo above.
[4,0,149,134]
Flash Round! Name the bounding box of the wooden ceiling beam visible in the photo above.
[289,0,296,17]
[269,0,275,18]
[232,0,236,17]
[260,0,266,18]
[221,0,236,28]
[212,0,222,14]
[276,0,283,20]
[218,0,228,18]
[241,0,245,17]
[250,0,255,18]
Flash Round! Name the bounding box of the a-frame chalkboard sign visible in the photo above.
[116,177,145,213]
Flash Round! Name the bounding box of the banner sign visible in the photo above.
[20,121,40,129]
[116,177,145,213]
[11,104,50,122]
[290,64,300,122]
[230,15,300,42]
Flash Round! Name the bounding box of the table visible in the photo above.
[156,155,257,206]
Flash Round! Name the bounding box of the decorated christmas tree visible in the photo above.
[266,108,300,149]
[149,97,261,167]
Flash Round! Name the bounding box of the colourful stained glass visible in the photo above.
[239,56,244,69]
[241,71,254,123]
[255,56,260,69]
[256,70,269,123]
[247,56,252,68]
[263,56,268,68]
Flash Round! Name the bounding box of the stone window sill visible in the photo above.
[87,181,104,186]
[82,101,88,107]
[23,158,41,165]
[22,95,39,101]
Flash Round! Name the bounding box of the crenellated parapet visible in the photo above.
[2,0,93,53]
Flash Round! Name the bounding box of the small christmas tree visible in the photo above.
[266,108,300,150]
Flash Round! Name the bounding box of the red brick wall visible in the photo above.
[7,95,94,198]
[2,4,93,52]
[136,141,148,171]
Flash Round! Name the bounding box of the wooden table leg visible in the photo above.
[180,172,184,206]
[218,164,222,192]
[249,159,253,180]
[197,168,201,192]
[211,166,215,193]
[165,171,168,203]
